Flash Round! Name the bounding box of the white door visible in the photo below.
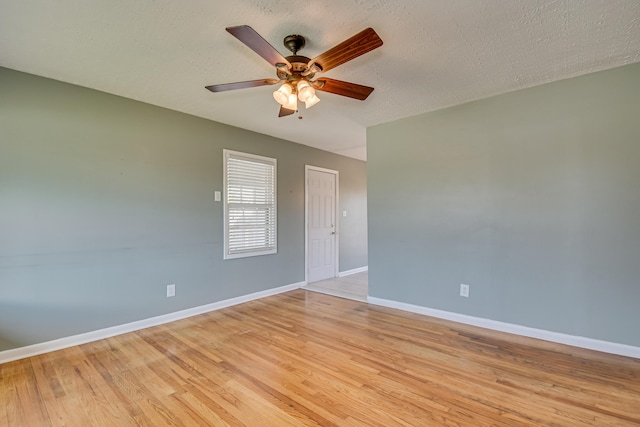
[306,167,337,283]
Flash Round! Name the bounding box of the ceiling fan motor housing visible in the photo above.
[277,55,317,80]
[277,35,324,81]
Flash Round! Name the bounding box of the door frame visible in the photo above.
[305,165,340,284]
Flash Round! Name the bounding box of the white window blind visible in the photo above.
[223,150,277,259]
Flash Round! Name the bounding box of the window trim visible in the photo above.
[223,149,277,260]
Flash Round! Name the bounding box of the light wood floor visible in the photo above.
[2,290,639,426]
[302,271,368,301]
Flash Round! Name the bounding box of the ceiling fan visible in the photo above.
[205,25,383,117]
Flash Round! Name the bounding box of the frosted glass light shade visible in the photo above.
[297,80,315,102]
[273,83,293,105]
[283,93,298,111]
[305,94,320,109]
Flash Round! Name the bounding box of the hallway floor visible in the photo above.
[301,271,368,301]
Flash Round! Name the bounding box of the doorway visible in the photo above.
[305,166,338,283]
[302,271,368,302]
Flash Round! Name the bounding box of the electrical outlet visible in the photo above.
[167,284,176,298]
[460,283,470,298]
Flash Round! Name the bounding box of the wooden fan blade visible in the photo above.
[314,78,374,100]
[309,28,382,73]
[226,25,291,68]
[205,78,278,92]
[278,106,296,117]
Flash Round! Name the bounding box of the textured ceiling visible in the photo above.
[2,0,640,160]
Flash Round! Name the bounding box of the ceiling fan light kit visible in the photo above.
[305,94,321,109]
[271,79,319,112]
[206,25,383,117]
[296,80,315,103]
[283,92,298,111]
[273,83,292,105]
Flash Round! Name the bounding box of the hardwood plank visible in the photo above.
[1,289,639,426]
[1,360,51,426]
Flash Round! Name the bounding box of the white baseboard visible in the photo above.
[0,281,305,364]
[8,283,636,364]
[338,266,368,277]
[368,296,640,359]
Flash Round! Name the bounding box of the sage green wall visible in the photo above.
[0,67,367,351]
[367,63,640,347]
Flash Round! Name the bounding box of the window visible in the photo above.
[223,149,277,259]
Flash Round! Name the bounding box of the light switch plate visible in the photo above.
[460,284,469,297]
